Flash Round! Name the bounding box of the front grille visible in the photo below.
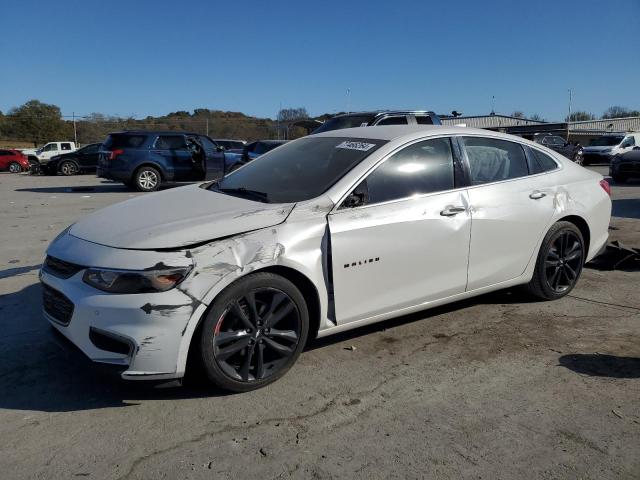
[584,153,607,164]
[43,255,84,279]
[42,284,74,325]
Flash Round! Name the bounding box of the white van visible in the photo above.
[582,132,640,164]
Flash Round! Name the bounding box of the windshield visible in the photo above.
[210,137,387,203]
[589,136,623,147]
[312,115,374,134]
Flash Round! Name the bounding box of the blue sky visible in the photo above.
[1,0,638,121]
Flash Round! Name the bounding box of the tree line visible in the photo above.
[511,106,640,123]
[2,99,639,147]
[0,100,312,146]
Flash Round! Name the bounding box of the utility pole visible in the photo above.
[346,88,351,113]
[567,88,573,141]
[72,112,78,146]
[490,96,496,115]
[206,117,209,136]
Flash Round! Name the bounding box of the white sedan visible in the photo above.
[41,126,612,391]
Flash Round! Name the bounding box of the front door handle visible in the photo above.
[440,205,466,216]
[529,190,547,200]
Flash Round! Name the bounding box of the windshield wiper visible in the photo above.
[216,187,270,203]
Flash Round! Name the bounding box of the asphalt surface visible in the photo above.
[0,169,639,479]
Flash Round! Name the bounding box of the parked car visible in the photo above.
[42,143,102,176]
[42,125,611,392]
[210,139,246,151]
[609,146,640,183]
[97,131,226,191]
[533,134,584,164]
[312,110,441,134]
[582,133,640,165]
[22,141,77,166]
[224,140,288,172]
[0,149,30,173]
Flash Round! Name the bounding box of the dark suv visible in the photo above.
[533,134,584,164]
[97,131,226,191]
[312,110,441,134]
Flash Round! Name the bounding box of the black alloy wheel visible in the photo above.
[527,221,585,300]
[544,230,583,294]
[8,162,22,173]
[200,273,309,392]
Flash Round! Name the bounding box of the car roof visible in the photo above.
[310,125,506,142]
[109,130,202,136]
[332,110,437,118]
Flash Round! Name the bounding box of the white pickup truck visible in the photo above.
[22,141,77,165]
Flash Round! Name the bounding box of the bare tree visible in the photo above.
[511,111,525,118]
[566,111,595,122]
[602,106,640,119]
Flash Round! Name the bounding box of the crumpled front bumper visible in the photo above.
[41,232,207,380]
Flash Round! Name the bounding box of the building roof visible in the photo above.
[441,114,546,129]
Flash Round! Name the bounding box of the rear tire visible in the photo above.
[133,166,161,192]
[8,162,22,173]
[526,221,585,300]
[199,272,309,392]
[59,160,78,176]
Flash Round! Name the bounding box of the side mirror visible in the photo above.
[343,191,366,208]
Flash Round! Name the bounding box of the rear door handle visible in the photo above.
[440,205,466,216]
[529,190,547,200]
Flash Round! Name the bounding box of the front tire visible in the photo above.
[573,151,584,166]
[133,166,161,192]
[526,221,585,300]
[199,272,309,392]
[8,162,22,173]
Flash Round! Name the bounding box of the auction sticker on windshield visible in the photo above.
[336,141,377,152]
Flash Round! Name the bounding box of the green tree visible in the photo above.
[7,100,71,146]
[566,111,595,122]
[602,106,640,119]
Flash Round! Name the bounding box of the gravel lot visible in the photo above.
[1,170,639,479]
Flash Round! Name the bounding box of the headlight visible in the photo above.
[83,266,192,293]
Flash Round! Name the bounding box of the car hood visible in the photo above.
[69,184,295,250]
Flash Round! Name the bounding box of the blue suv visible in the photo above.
[97,131,226,192]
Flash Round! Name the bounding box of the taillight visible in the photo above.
[599,179,611,196]
[108,149,124,160]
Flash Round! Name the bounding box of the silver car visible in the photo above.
[41,126,612,391]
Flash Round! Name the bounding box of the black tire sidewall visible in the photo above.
[199,272,309,392]
[533,222,584,300]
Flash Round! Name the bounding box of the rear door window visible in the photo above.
[415,116,434,125]
[375,116,409,126]
[61,143,72,150]
[355,137,455,205]
[104,134,147,149]
[528,149,559,173]
[155,135,187,150]
[462,137,529,185]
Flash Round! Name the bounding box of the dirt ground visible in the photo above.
[0,169,638,480]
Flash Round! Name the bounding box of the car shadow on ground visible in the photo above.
[0,283,537,413]
[15,181,184,195]
[0,264,42,280]
[558,354,640,379]
[612,198,640,220]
